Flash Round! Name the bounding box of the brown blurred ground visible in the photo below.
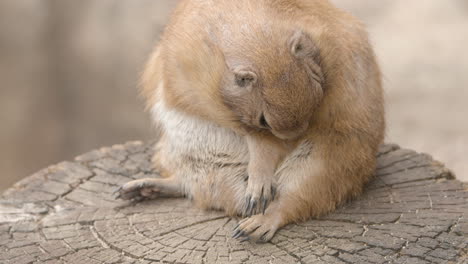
[0,0,467,191]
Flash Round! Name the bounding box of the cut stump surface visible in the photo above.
[1,142,467,264]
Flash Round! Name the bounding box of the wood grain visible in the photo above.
[1,142,467,263]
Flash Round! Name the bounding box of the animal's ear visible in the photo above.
[233,68,257,88]
[290,30,319,59]
[290,30,324,84]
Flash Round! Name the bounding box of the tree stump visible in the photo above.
[0,142,466,264]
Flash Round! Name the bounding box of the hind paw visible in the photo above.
[113,179,160,200]
[232,213,280,243]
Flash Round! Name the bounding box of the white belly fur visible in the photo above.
[151,99,249,163]
[150,97,250,211]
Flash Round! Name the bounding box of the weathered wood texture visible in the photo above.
[0,142,467,264]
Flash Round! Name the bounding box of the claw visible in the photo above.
[116,190,141,201]
[132,196,146,202]
[259,231,269,242]
[244,195,252,216]
[113,186,124,199]
[240,236,250,242]
[262,199,267,214]
[244,183,278,217]
[232,229,244,239]
[112,186,122,195]
[248,200,257,216]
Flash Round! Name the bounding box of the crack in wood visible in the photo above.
[0,142,466,263]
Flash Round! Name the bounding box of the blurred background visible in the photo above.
[0,0,467,191]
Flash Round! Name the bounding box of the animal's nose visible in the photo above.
[271,121,309,140]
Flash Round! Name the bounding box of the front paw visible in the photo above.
[243,178,277,216]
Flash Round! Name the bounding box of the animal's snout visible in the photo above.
[271,121,309,140]
[260,113,309,140]
[256,111,309,140]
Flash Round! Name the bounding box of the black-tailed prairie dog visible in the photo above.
[116,0,385,243]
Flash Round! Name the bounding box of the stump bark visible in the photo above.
[0,142,467,264]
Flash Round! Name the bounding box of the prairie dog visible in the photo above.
[116,0,385,243]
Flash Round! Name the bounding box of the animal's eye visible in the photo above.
[234,71,257,88]
[294,43,303,53]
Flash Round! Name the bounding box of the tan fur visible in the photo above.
[119,0,385,243]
